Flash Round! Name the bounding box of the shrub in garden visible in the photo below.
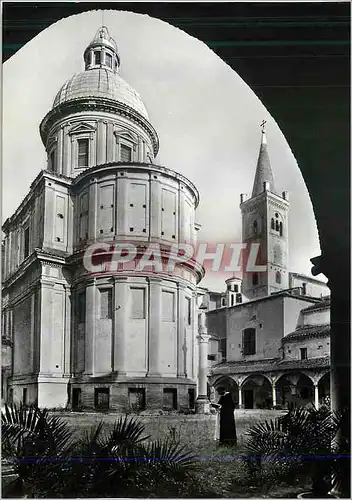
[2,403,198,498]
[242,404,342,497]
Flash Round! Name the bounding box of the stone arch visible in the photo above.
[240,373,272,409]
[210,375,239,407]
[276,372,314,408]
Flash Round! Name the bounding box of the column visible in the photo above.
[97,120,106,165]
[311,255,350,497]
[106,123,113,162]
[238,385,243,409]
[84,281,96,375]
[113,277,128,375]
[272,382,277,408]
[195,311,211,414]
[314,383,319,409]
[147,278,162,376]
[177,284,186,377]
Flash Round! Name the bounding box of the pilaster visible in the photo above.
[177,283,186,377]
[84,280,96,375]
[113,277,128,374]
[150,177,161,239]
[147,277,162,376]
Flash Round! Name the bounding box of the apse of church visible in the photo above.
[2,27,205,410]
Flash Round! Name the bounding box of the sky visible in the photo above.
[2,9,323,291]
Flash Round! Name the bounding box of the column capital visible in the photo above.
[85,277,97,287]
[113,276,129,283]
[147,276,163,284]
[197,334,211,344]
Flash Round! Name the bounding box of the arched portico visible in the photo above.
[240,374,272,409]
[210,375,239,407]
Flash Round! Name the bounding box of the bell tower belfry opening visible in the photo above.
[240,122,290,299]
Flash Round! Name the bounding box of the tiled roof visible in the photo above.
[283,324,330,342]
[211,356,329,376]
[302,298,330,313]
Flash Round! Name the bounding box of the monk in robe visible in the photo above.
[218,388,237,446]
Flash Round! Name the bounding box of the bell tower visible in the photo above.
[240,122,290,299]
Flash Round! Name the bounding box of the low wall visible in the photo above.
[52,409,285,448]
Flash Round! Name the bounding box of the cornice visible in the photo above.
[71,162,200,207]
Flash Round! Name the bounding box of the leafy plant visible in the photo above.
[2,403,199,498]
[243,404,342,497]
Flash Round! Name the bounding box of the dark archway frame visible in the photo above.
[3,2,350,496]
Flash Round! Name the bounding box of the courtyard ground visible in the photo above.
[51,409,311,497]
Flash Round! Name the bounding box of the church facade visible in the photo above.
[204,126,330,410]
[2,28,205,411]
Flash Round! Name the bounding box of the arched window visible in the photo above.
[275,220,279,232]
[243,328,256,355]
[252,273,258,286]
[231,295,234,306]
[253,220,258,236]
[279,222,283,236]
[276,271,281,284]
[271,218,275,230]
[221,298,226,307]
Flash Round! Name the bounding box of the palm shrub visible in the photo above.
[1,403,74,497]
[2,403,198,498]
[243,404,342,497]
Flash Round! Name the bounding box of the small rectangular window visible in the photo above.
[243,328,256,355]
[77,138,89,167]
[94,388,109,411]
[186,297,192,326]
[120,144,132,162]
[105,53,112,68]
[50,150,57,172]
[219,338,227,359]
[100,289,112,319]
[128,388,146,411]
[163,388,177,410]
[94,51,101,65]
[72,388,82,410]
[234,284,239,293]
[300,348,308,360]
[207,354,216,361]
[24,226,30,258]
[236,293,242,304]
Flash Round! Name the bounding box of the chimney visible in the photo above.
[282,190,290,201]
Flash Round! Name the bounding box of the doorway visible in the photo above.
[243,389,254,409]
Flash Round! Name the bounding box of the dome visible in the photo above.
[52,68,149,120]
